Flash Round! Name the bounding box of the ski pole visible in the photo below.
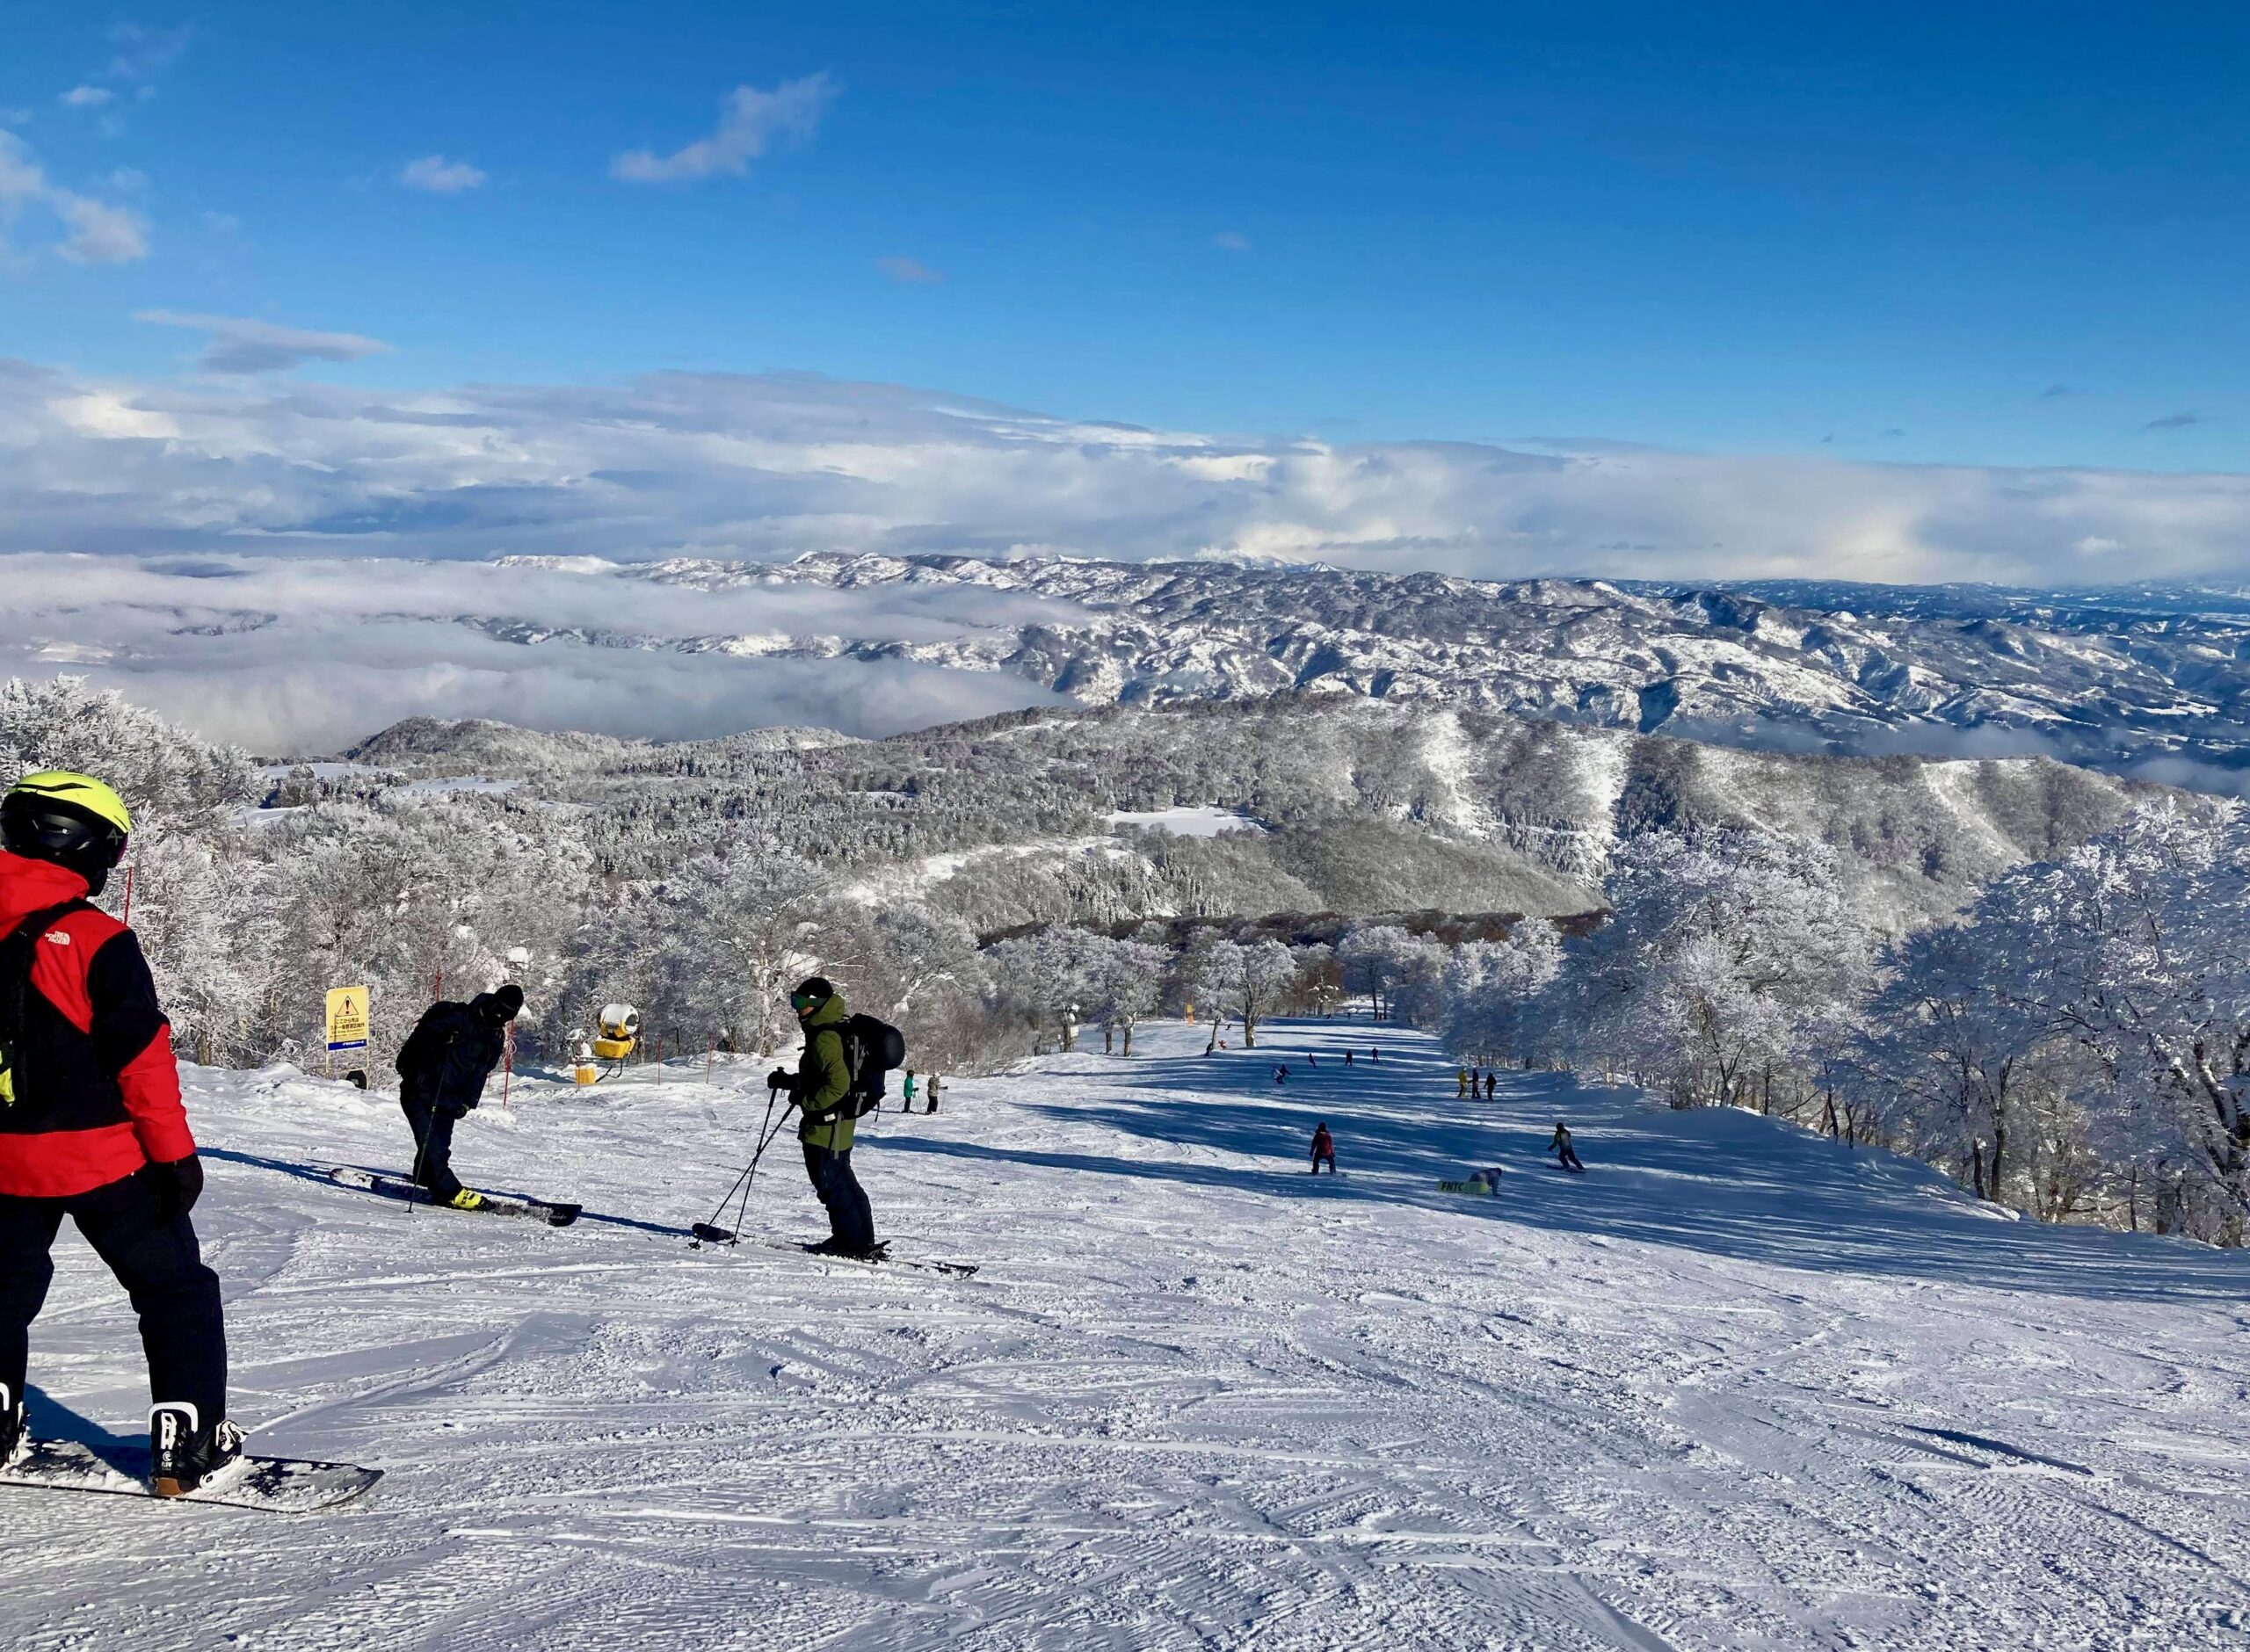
[725,1091,796,1242]
[692,1080,788,1246]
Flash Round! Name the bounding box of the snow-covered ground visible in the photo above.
[1106,806,1266,837]
[6,1021,2248,1649]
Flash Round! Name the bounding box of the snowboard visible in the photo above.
[690,1225,979,1278]
[0,1437,382,1512]
[326,1166,581,1227]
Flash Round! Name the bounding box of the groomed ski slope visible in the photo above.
[5,1020,2248,1651]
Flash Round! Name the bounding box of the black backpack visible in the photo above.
[0,902,88,1111]
[839,1013,906,1118]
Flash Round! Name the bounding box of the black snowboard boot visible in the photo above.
[1,1383,25,1468]
[150,1403,244,1497]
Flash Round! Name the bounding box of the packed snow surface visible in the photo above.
[6,1022,2248,1649]
[1106,806,1265,837]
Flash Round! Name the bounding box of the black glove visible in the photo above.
[140,1154,204,1226]
[766,1068,792,1091]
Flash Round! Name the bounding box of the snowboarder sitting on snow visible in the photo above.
[396,983,523,1211]
[1549,1122,1586,1173]
[768,976,878,1259]
[0,772,241,1496]
[1310,1123,1335,1175]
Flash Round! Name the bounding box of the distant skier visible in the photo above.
[1549,1122,1586,1174]
[1483,1072,1497,1100]
[0,772,240,1495]
[1310,1123,1336,1175]
[1273,1064,1288,1085]
[1368,1047,1379,1064]
[925,1073,940,1114]
[1342,1049,1353,1068]
[901,1069,917,1112]
[767,976,878,1258]
[396,983,524,1210]
[1306,1053,1317,1069]
[1456,1067,1470,1098]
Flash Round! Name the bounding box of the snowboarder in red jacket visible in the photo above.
[0,772,237,1495]
[1310,1123,1336,1174]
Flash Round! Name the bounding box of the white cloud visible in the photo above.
[400,155,486,193]
[0,131,149,264]
[54,193,149,263]
[104,22,193,83]
[875,255,940,284]
[0,552,1075,750]
[611,72,836,183]
[1,359,2248,597]
[61,86,116,109]
[134,311,393,374]
[1213,230,1252,252]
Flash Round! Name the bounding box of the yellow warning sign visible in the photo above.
[325,985,370,1053]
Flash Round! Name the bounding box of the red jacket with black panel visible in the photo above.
[0,851,192,1198]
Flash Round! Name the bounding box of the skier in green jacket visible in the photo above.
[768,977,877,1257]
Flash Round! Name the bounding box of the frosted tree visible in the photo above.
[1571,830,1872,1111]
[1086,937,1171,1054]
[1182,934,1296,1048]
[1440,921,1563,1069]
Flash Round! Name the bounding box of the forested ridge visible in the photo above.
[7,675,2241,1242]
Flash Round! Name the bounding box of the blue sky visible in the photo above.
[5,1,2247,474]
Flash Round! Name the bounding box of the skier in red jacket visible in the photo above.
[0,772,236,1496]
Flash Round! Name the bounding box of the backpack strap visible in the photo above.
[0,901,93,1108]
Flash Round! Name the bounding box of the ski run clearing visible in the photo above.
[6,1021,2248,1652]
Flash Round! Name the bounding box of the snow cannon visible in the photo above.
[570,1032,599,1087]
[592,1004,641,1062]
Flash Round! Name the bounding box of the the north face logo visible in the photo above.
[42,932,70,946]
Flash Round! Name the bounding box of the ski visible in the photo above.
[690,1224,978,1278]
[0,1437,382,1512]
[325,1166,581,1227]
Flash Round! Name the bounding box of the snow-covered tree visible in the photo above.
[1440,922,1563,1068]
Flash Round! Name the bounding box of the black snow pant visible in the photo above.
[402,1095,465,1200]
[1557,1148,1586,1173]
[1310,1153,1335,1175]
[802,1144,875,1250]
[0,1172,228,1428]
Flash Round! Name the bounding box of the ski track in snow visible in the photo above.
[4,1022,2248,1650]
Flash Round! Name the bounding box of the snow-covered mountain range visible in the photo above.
[494,554,2250,789]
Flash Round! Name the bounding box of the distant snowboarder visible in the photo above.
[396,984,523,1210]
[1549,1122,1586,1174]
[0,772,241,1496]
[1310,1123,1335,1174]
[1368,1047,1379,1064]
[1342,1049,1353,1068]
[1273,1064,1288,1085]
[767,976,878,1258]
[1306,1053,1317,1070]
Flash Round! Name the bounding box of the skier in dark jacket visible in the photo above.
[767,977,877,1258]
[1549,1122,1586,1173]
[396,985,523,1209]
[1483,1072,1497,1099]
[0,772,239,1496]
[1309,1122,1336,1175]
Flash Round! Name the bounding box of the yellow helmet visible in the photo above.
[7,772,132,835]
[3,772,133,888]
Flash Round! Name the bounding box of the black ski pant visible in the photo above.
[1557,1148,1586,1173]
[0,1171,227,1427]
[802,1144,875,1250]
[402,1095,465,1200]
[1310,1154,1335,1175]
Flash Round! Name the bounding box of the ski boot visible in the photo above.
[802,1236,850,1257]
[150,1403,245,1497]
[1,1382,25,1469]
[446,1188,487,1212]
